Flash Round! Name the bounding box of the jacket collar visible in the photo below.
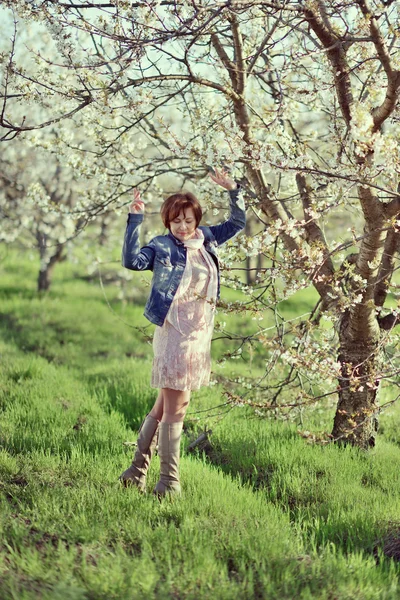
[167,231,184,246]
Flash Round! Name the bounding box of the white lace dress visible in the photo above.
[151,240,218,391]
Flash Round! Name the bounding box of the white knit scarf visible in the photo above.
[166,229,218,331]
[174,229,218,301]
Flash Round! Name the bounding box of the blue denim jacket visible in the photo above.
[122,186,246,326]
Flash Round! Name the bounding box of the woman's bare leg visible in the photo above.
[161,388,191,423]
[149,390,164,421]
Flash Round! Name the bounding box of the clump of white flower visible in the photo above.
[350,103,379,157]
[26,182,52,212]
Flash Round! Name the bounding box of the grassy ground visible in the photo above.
[1,246,400,599]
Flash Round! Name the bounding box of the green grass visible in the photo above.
[0,246,400,599]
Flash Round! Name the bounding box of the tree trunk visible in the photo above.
[37,246,66,292]
[332,313,380,448]
[37,259,61,292]
[38,267,52,292]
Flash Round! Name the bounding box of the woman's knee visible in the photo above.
[161,389,190,422]
[163,402,189,422]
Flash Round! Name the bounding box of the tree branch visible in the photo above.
[384,196,400,218]
[296,173,335,296]
[248,18,280,76]
[210,32,238,89]
[302,4,353,126]
[0,98,92,137]
[113,73,237,99]
[378,313,400,331]
[374,227,400,307]
[342,185,387,340]
[229,13,246,94]
[356,0,400,131]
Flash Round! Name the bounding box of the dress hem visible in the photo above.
[150,380,211,392]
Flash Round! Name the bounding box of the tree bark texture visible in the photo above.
[332,313,380,448]
[37,240,66,292]
[38,267,53,292]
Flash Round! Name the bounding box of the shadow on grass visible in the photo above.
[0,312,64,364]
[0,285,39,300]
[187,421,398,562]
[85,372,155,431]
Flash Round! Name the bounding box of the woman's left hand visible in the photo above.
[208,168,237,191]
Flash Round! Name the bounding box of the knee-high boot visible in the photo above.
[153,421,183,497]
[119,414,160,491]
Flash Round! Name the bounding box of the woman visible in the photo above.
[119,168,246,497]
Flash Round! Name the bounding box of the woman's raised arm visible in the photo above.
[122,188,155,271]
[207,168,246,246]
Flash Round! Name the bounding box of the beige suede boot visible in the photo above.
[153,421,183,497]
[119,414,159,491]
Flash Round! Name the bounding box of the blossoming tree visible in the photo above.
[1,0,400,448]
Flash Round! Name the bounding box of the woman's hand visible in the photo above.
[208,167,237,191]
[129,188,145,214]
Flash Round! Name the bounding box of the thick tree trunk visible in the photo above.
[332,314,380,448]
[37,246,66,292]
[38,267,52,292]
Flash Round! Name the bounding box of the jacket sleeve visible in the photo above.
[122,213,156,271]
[209,185,246,246]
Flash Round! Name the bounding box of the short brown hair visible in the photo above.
[161,192,202,229]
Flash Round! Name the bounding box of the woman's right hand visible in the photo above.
[129,188,145,214]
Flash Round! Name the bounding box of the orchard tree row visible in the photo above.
[1,0,400,448]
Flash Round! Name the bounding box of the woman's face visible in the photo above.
[169,208,197,242]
